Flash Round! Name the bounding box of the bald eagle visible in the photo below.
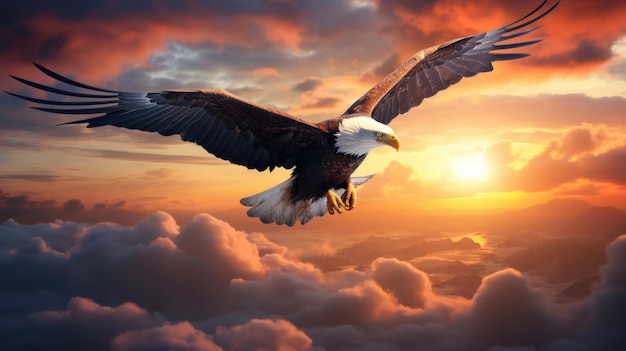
[9,1,558,226]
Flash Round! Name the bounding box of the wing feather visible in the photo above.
[344,0,559,124]
[10,64,326,172]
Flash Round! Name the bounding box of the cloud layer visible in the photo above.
[1,211,625,350]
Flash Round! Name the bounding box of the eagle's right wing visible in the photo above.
[344,0,559,125]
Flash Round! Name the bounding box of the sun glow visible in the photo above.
[451,153,489,181]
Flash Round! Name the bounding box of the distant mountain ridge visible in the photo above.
[489,198,626,239]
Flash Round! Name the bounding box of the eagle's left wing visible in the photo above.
[344,0,559,125]
[8,64,327,172]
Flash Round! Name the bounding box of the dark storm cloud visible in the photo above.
[534,39,615,66]
[0,189,58,210]
[361,53,401,83]
[293,78,324,92]
[296,96,344,110]
[0,189,147,225]
[1,211,625,350]
[0,0,304,62]
[571,39,614,63]
[62,199,84,214]
[0,0,105,58]
[376,0,438,15]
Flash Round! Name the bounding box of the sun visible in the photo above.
[451,153,490,181]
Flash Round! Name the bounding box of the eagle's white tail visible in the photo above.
[240,175,374,226]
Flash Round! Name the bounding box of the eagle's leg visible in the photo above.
[326,191,345,215]
[341,182,356,211]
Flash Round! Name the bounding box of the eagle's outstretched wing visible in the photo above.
[9,63,325,172]
[344,0,559,125]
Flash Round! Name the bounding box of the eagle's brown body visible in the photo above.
[297,116,367,201]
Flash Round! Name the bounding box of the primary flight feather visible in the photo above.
[9,0,559,226]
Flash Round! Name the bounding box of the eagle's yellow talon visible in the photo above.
[341,183,357,211]
[326,184,358,215]
[326,190,344,215]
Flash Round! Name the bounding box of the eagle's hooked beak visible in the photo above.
[377,133,401,151]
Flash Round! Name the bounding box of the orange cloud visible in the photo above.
[289,90,346,116]
[250,67,282,77]
[352,121,626,211]
[484,124,626,192]
[215,319,312,351]
[373,0,626,83]
[1,3,305,82]
[372,257,432,308]
[357,161,427,206]
[112,322,222,351]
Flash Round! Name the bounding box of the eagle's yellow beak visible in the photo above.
[377,133,400,151]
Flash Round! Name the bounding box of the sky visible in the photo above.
[1,0,626,349]
[1,0,626,232]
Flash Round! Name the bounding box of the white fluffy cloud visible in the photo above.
[1,211,625,350]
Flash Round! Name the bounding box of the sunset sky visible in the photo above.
[2,0,626,232]
[2,1,626,350]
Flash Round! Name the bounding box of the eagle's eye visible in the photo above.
[375,131,384,138]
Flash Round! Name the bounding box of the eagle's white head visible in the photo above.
[334,116,400,156]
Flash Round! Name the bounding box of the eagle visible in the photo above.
[9,1,558,226]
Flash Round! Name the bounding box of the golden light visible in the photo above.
[450,153,489,181]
